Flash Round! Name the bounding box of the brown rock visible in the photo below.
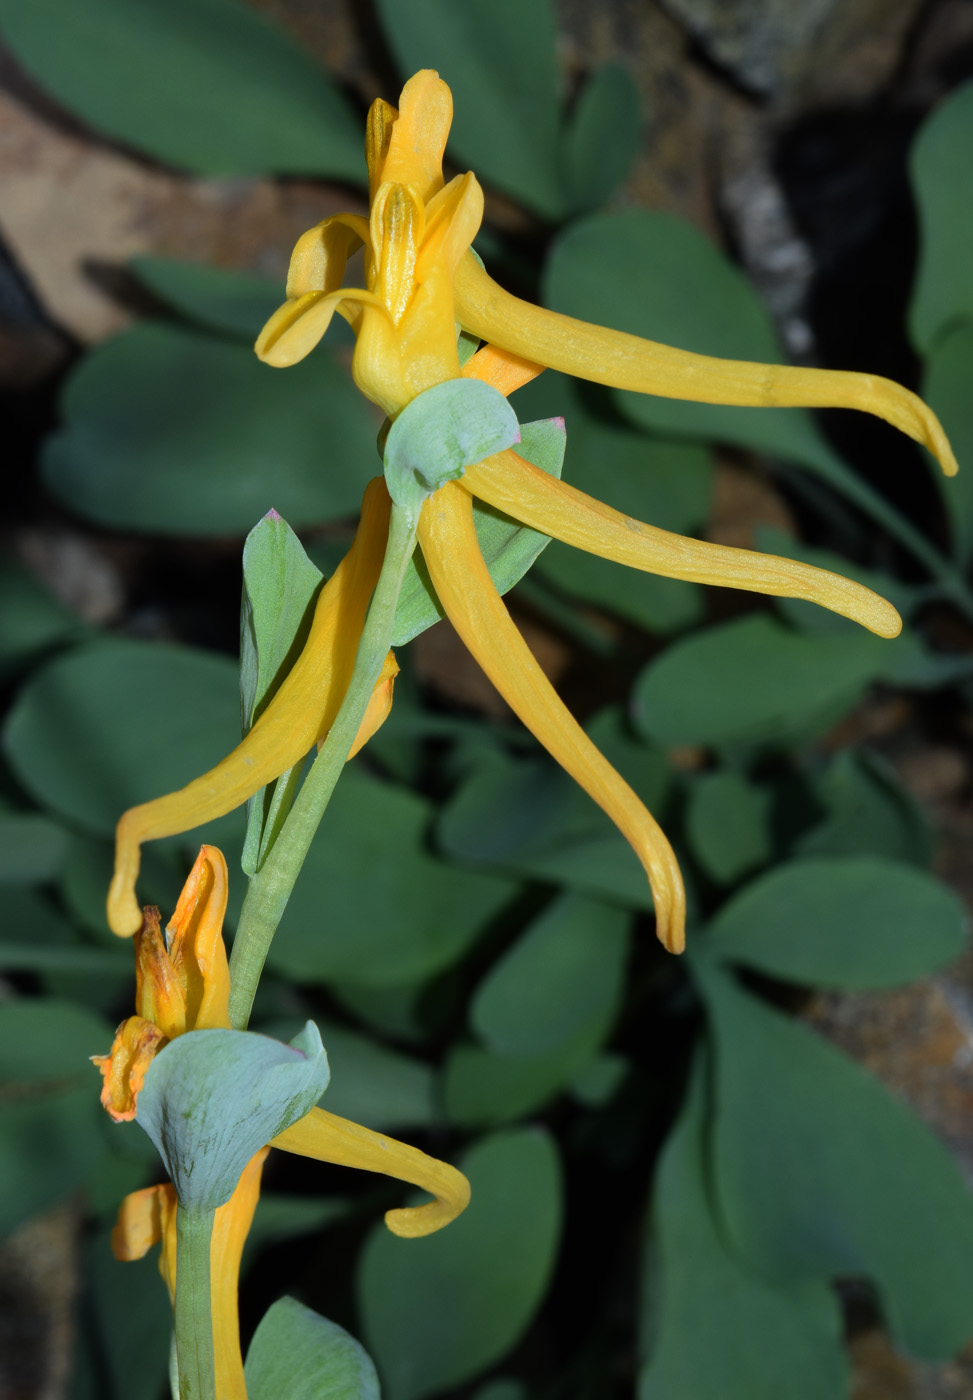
[0,1201,79,1400]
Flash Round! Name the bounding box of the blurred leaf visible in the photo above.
[471,893,629,1056]
[374,0,565,219]
[561,64,641,213]
[332,979,433,1046]
[631,614,888,749]
[0,812,70,883]
[0,999,114,1235]
[923,320,973,565]
[59,832,186,941]
[706,855,967,990]
[0,557,87,674]
[84,1223,172,1400]
[246,1296,380,1400]
[639,1054,846,1400]
[543,211,943,567]
[393,417,566,645]
[438,711,668,909]
[43,324,379,535]
[131,256,284,340]
[569,1051,629,1107]
[908,81,973,355]
[3,638,239,838]
[0,0,363,178]
[470,1383,528,1400]
[246,1193,352,1260]
[358,1129,563,1400]
[268,767,519,987]
[695,955,973,1359]
[685,770,772,884]
[796,749,933,868]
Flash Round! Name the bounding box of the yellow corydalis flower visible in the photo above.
[98,846,470,1400]
[107,479,397,937]
[253,69,959,957]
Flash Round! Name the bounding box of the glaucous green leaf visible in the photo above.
[923,320,973,565]
[131,256,285,341]
[562,64,641,214]
[0,557,87,675]
[796,749,933,868]
[639,1054,846,1400]
[3,638,239,838]
[908,82,973,355]
[437,707,667,910]
[706,855,966,990]
[0,812,70,883]
[695,956,973,1359]
[471,893,629,1056]
[444,1018,612,1129]
[358,1130,563,1400]
[0,999,114,1235]
[374,0,565,219]
[393,418,566,645]
[685,769,772,884]
[246,1297,379,1400]
[43,324,378,535]
[543,212,942,567]
[137,1023,330,1210]
[268,768,519,987]
[0,0,363,178]
[631,614,888,748]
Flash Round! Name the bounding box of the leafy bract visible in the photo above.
[0,0,363,178]
[639,1056,847,1400]
[695,955,973,1359]
[358,1130,563,1400]
[246,1297,380,1400]
[43,324,379,535]
[707,855,967,990]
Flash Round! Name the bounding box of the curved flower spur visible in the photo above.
[96,846,470,1400]
[248,69,959,957]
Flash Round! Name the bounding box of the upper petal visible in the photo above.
[381,71,453,203]
[167,844,231,1031]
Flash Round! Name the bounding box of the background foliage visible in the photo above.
[2,0,973,1396]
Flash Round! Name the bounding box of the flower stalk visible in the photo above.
[174,1206,217,1400]
[227,499,420,1029]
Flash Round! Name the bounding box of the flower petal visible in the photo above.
[107,479,392,936]
[255,286,385,369]
[133,906,187,1037]
[463,342,545,397]
[284,214,369,299]
[111,1182,175,1265]
[463,450,902,638]
[272,1108,471,1239]
[211,1148,269,1399]
[381,70,452,203]
[416,481,686,952]
[167,845,231,1032]
[453,253,959,479]
[94,1014,168,1121]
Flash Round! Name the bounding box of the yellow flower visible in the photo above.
[252,70,959,955]
[97,846,470,1400]
[106,480,398,937]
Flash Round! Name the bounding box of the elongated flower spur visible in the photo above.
[249,69,959,956]
[96,846,470,1400]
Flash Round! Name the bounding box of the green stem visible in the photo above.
[173,1207,215,1400]
[227,502,420,1029]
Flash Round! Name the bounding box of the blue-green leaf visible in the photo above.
[695,955,973,1359]
[358,1130,563,1400]
[561,64,641,213]
[706,855,967,990]
[908,82,973,355]
[639,1054,847,1400]
[685,769,772,884]
[0,0,363,178]
[43,323,379,535]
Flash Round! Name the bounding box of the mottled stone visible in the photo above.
[0,1201,79,1400]
[851,1328,973,1400]
[705,456,797,552]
